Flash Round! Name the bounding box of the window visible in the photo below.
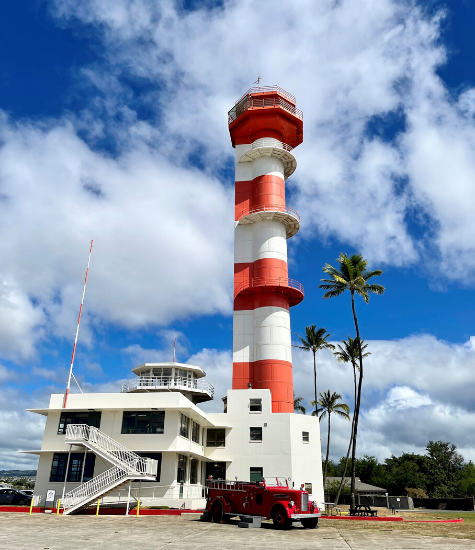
[302,431,310,443]
[250,467,263,482]
[180,414,190,438]
[192,421,200,444]
[249,399,262,412]
[250,427,262,441]
[50,453,68,482]
[305,483,312,493]
[121,411,165,434]
[49,453,96,483]
[190,459,199,484]
[177,454,187,483]
[57,411,102,435]
[206,428,225,447]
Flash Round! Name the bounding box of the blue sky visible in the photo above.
[1,0,475,469]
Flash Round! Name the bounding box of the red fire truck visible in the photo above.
[204,478,321,529]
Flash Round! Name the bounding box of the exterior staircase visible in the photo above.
[62,424,157,515]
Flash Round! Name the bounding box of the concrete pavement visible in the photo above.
[0,513,473,549]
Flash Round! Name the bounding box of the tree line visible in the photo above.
[324,441,475,499]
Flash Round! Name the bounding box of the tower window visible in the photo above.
[302,431,309,443]
[249,399,262,412]
[250,427,262,441]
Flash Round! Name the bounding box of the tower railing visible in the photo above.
[234,277,304,299]
[234,86,296,105]
[228,95,303,125]
[121,375,214,397]
[236,204,300,224]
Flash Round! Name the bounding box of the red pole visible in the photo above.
[63,240,93,408]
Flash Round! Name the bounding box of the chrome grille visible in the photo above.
[301,492,309,512]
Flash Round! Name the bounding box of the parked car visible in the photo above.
[0,488,33,505]
[20,490,34,496]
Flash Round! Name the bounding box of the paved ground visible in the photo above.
[1,513,474,550]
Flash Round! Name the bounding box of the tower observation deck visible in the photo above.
[229,86,304,413]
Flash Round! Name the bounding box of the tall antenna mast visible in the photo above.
[173,337,177,363]
[63,240,94,408]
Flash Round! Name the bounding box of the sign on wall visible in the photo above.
[46,490,56,503]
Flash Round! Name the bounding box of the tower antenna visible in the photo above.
[173,337,177,363]
[63,240,94,408]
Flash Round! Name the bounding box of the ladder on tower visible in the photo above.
[61,424,157,515]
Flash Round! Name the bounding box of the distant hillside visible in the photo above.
[0,470,37,477]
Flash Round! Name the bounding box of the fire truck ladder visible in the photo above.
[61,424,157,515]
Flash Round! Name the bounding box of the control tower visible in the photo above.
[229,86,304,413]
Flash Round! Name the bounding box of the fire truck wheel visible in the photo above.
[211,500,224,523]
[272,506,291,530]
[301,518,319,529]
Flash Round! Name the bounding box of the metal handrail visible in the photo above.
[228,96,303,125]
[234,86,296,105]
[62,465,127,510]
[65,425,156,476]
[121,375,214,397]
[234,277,304,299]
[236,204,300,224]
[240,138,294,155]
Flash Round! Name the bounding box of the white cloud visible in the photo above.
[0,115,233,360]
[50,0,475,277]
[292,334,475,462]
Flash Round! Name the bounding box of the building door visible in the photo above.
[250,467,263,482]
[205,462,226,481]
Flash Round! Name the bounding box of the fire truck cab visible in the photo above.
[204,478,321,529]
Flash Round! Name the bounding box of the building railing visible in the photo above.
[228,95,303,125]
[121,376,214,397]
[236,204,300,224]
[234,86,296,105]
[234,277,304,299]
[65,424,157,476]
[62,465,127,510]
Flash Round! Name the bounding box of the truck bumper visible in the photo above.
[291,513,322,521]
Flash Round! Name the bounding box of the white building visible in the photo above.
[24,361,324,512]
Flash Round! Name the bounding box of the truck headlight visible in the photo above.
[288,500,294,508]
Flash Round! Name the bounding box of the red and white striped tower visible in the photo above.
[229,86,304,413]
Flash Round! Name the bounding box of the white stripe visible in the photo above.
[233,306,292,363]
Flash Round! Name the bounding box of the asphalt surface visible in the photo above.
[0,513,474,549]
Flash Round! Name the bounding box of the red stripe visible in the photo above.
[232,359,294,413]
[235,175,285,219]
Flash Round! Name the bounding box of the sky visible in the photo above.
[0,0,474,470]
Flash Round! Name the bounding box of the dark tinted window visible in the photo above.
[180,414,190,438]
[250,427,262,441]
[206,429,225,447]
[192,421,200,444]
[58,411,102,434]
[250,399,262,412]
[50,453,96,483]
[50,453,68,482]
[177,455,187,483]
[121,411,165,434]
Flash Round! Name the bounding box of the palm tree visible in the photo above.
[293,325,335,416]
[312,390,350,491]
[293,394,306,414]
[332,336,370,505]
[319,253,384,508]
